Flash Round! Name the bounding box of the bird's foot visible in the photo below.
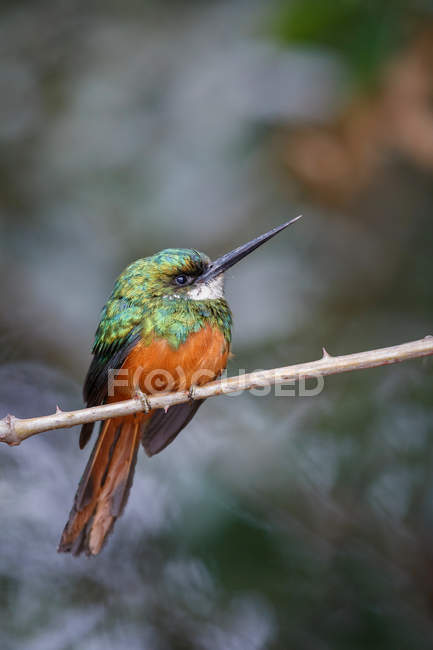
[188,385,198,402]
[134,389,151,413]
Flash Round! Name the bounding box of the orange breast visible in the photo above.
[112,324,230,400]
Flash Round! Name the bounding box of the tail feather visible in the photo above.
[58,414,142,556]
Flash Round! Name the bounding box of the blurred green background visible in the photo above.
[1,1,433,648]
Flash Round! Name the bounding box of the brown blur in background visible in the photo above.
[1,2,433,649]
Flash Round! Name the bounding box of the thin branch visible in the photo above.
[1,336,432,446]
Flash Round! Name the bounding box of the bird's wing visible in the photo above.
[141,398,204,456]
[83,330,141,408]
[79,331,141,449]
[79,296,144,449]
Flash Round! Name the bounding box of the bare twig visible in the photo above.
[0,336,432,446]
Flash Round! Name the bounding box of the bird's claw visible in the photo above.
[134,389,151,413]
[188,385,198,401]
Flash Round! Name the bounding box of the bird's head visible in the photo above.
[118,216,302,303]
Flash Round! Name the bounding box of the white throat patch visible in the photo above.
[187,274,225,300]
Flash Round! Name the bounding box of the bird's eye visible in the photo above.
[175,274,188,286]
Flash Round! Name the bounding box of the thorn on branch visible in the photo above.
[322,347,333,359]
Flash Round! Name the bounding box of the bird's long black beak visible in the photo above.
[199,215,302,283]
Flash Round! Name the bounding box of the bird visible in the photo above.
[58,216,302,556]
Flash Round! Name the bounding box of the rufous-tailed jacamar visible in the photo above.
[59,217,301,555]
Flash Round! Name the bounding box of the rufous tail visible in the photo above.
[58,413,142,556]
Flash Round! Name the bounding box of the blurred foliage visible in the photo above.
[270,0,433,204]
[270,0,430,86]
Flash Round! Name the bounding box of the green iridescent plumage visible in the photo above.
[93,248,232,355]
